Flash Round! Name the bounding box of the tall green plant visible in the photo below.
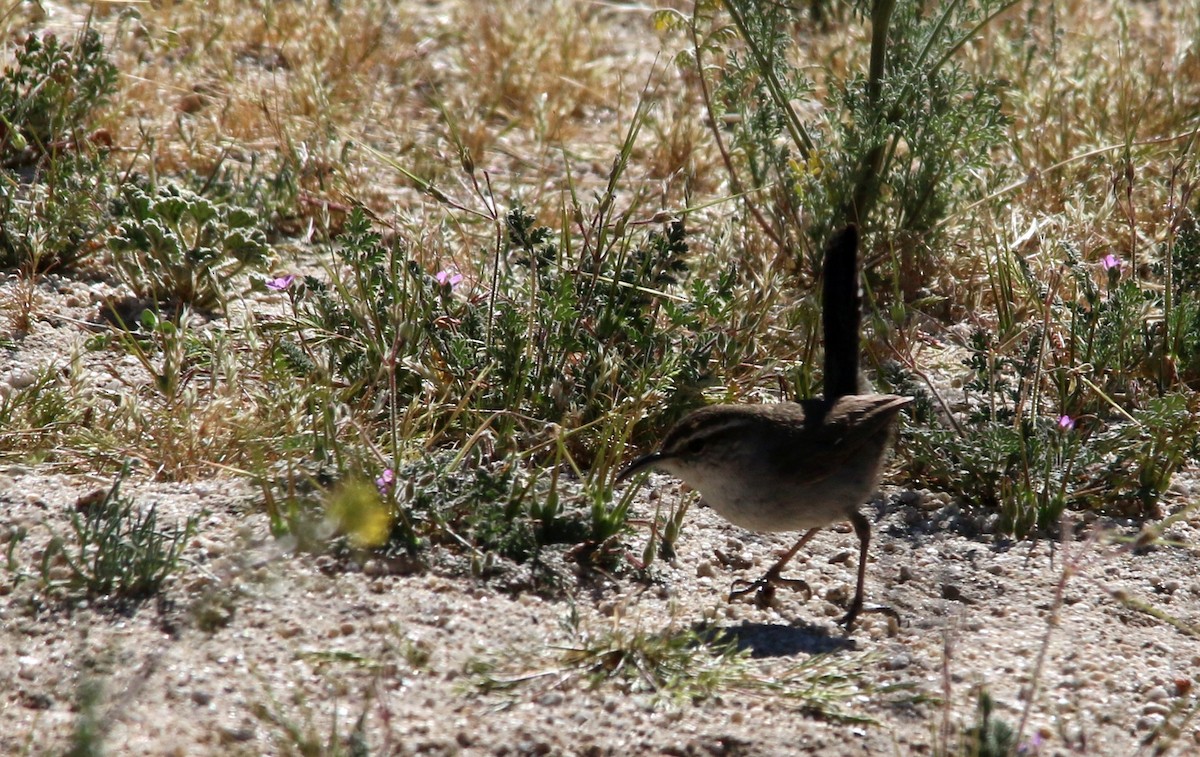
[669,0,1011,273]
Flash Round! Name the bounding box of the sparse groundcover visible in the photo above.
[1,0,1200,755]
[0,27,118,273]
[4,464,197,605]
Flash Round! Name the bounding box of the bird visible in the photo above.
[617,224,911,629]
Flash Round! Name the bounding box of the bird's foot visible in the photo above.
[729,573,812,609]
[838,602,901,633]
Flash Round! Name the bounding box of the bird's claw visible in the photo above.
[839,603,902,633]
[729,575,812,608]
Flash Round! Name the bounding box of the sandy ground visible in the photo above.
[2,277,1199,755]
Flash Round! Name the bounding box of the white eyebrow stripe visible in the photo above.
[666,415,756,451]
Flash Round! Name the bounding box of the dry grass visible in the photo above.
[19,0,1186,292]
[91,0,693,224]
[954,2,1200,278]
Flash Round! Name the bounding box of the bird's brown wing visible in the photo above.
[765,394,912,485]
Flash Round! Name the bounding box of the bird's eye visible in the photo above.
[685,438,706,456]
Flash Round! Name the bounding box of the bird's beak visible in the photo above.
[616,452,663,483]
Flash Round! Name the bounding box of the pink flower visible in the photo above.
[1057,415,1075,430]
[266,274,297,291]
[1101,254,1121,271]
[375,468,395,496]
[1018,732,1045,755]
[435,269,463,289]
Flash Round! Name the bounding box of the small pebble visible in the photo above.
[1144,685,1170,702]
[17,656,39,680]
[1136,715,1165,731]
[362,559,386,577]
[6,370,37,390]
[920,496,944,512]
[941,584,969,603]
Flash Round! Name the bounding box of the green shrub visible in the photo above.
[5,464,197,602]
[107,182,270,309]
[0,29,118,270]
[901,245,1200,534]
[268,196,732,562]
[670,0,1009,277]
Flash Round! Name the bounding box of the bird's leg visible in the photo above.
[729,528,820,608]
[838,510,901,630]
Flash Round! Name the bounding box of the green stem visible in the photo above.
[720,0,814,158]
[847,0,896,226]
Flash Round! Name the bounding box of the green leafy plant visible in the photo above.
[367,449,611,570]
[483,205,712,448]
[901,244,1200,534]
[6,463,198,602]
[107,182,270,309]
[269,183,732,564]
[0,30,118,162]
[284,203,717,453]
[180,154,304,238]
[668,0,1009,277]
[0,28,118,270]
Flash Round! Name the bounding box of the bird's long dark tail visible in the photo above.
[822,224,861,401]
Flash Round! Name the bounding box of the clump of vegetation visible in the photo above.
[107,182,270,310]
[902,240,1200,534]
[273,186,730,561]
[0,30,117,162]
[666,0,1009,280]
[4,464,197,603]
[0,362,88,464]
[0,28,118,271]
[468,613,877,719]
[281,201,717,457]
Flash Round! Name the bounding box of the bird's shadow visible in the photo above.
[707,620,856,658]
